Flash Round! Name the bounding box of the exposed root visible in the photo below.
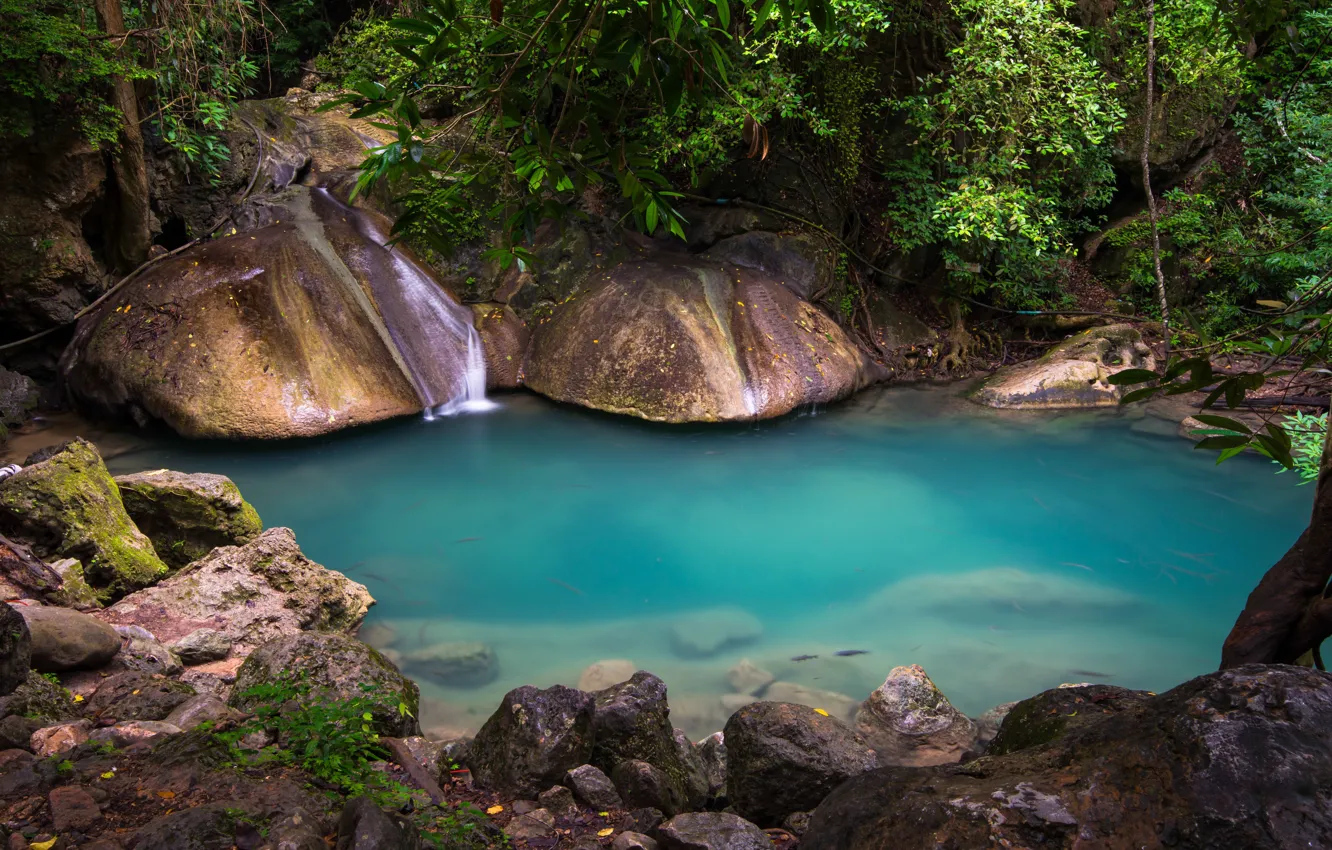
[938,300,977,374]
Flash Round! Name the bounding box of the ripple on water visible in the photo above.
[105,384,1312,740]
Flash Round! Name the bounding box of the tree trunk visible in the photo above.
[1140,0,1171,361]
[93,0,153,271]
[1221,409,1332,667]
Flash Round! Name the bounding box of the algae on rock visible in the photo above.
[115,470,263,568]
[0,438,167,598]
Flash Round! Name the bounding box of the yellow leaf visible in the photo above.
[157,790,175,799]
[72,694,84,703]
[132,689,141,695]
[486,805,504,815]
[599,812,609,817]
[100,771,115,779]
[30,840,57,850]
[598,829,614,837]
[813,708,829,716]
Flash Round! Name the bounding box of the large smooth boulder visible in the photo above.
[0,439,167,596]
[803,665,1332,850]
[60,185,446,439]
[97,527,372,658]
[0,602,29,694]
[524,244,881,422]
[655,812,773,850]
[591,671,708,809]
[854,665,977,766]
[114,470,263,568]
[724,701,877,826]
[229,632,420,737]
[469,684,595,796]
[972,324,1155,409]
[17,605,120,672]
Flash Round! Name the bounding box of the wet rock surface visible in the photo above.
[803,665,1332,850]
[724,701,877,826]
[469,684,595,796]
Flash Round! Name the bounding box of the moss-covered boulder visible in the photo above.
[984,683,1152,757]
[230,632,420,737]
[0,670,79,725]
[97,527,372,659]
[972,324,1155,410]
[114,470,263,568]
[524,238,882,422]
[0,439,167,597]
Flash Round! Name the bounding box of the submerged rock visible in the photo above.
[230,632,420,737]
[668,608,763,658]
[523,244,881,423]
[0,602,30,695]
[724,701,877,826]
[114,470,263,568]
[469,684,595,796]
[0,439,167,597]
[804,665,1332,850]
[854,665,976,767]
[578,658,637,691]
[97,527,372,658]
[402,641,498,688]
[726,658,775,696]
[972,324,1155,409]
[18,605,120,672]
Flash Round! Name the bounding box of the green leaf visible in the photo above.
[645,202,659,234]
[1194,435,1252,451]
[715,0,730,29]
[1192,414,1252,435]
[1107,368,1158,386]
[1119,386,1161,405]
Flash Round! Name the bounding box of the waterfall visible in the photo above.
[311,188,497,417]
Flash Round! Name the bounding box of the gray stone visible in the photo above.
[725,701,877,827]
[655,812,773,850]
[17,605,119,672]
[973,324,1155,410]
[164,694,242,732]
[854,665,977,767]
[131,801,255,850]
[0,714,40,751]
[612,759,682,816]
[98,527,372,658]
[268,806,326,850]
[402,641,497,688]
[171,628,232,664]
[503,807,556,842]
[230,632,420,737]
[0,603,30,695]
[696,732,726,799]
[30,718,91,757]
[726,658,774,696]
[0,366,38,430]
[85,671,196,721]
[613,832,660,850]
[88,720,182,748]
[565,763,623,809]
[336,796,424,850]
[537,784,577,816]
[49,784,101,831]
[591,672,706,809]
[0,670,77,724]
[973,700,1018,754]
[119,637,183,676]
[469,684,594,796]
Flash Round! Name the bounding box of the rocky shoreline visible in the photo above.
[2,437,1329,849]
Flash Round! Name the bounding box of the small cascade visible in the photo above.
[312,188,497,417]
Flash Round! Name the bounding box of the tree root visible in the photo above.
[938,300,979,374]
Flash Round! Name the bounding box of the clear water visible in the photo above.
[105,386,1312,739]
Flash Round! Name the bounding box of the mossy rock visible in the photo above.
[985,683,1152,757]
[229,632,420,737]
[0,439,167,598]
[115,470,263,569]
[0,670,79,725]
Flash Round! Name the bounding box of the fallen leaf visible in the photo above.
[72,694,84,703]
[30,839,57,850]
[599,812,609,817]
[157,790,175,799]
[598,828,614,837]
[814,708,829,717]
[100,771,115,779]
[486,805,504,815]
